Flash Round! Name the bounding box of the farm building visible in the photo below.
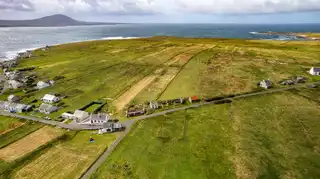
[259,80,272,89]
[8,80,23,89]
[8,95,20,103]
[41,94,60,103]
[74,110,90,123]
[38,103,58,114]
[189,96,200,103]
[149,101,160,109]
[309,67,320,76]
[126,108,145,117]
[37,81,51,89]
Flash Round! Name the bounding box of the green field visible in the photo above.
[0,116,24,135]
[9,37,319,119]
[91,89,320,179]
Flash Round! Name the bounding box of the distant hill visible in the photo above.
[0,14,119,27]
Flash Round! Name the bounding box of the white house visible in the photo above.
[74,110,90,123]
[41,94,60,103]
[89,113,110,125]
[259,80,272,89]
[61,112,74,120]
[37,81,50,89]
[309,67,320,76]
[39,103,58,114]
[8,80,23,89]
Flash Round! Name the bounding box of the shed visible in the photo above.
[309,67,320,76]
[42,94,60,103]
[61,112,74,120]
[189,96,200,103]
[37,81,50,89]
[8,95,20,103]
[38,103,58,114]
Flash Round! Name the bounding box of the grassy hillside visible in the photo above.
[91,89,320,179]
[12,37,320,118]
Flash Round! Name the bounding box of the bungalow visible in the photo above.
[8,95,20,103]
[189,96,200,103]
[74,110,90,123]
[309,67,320,76]
[89,113,110,125]
[259,80,272,89]
[41,94,60,104]
[38,103,58,114]
[37,81,51,89]
[98,123,125,134]
[8,80,23,89]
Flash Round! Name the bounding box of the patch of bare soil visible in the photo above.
[114,75,158,111]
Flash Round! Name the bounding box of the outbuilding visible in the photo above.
[189,96,200,103]
[41,94,60,103]
[309,67,320,76]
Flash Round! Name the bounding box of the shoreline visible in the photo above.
[0,36,141,62]
[250,31,320,40]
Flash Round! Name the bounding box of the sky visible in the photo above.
[0,0,320,23]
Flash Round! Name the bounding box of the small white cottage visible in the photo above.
[41,94,60,103]
[309,67,320,76]
[37,81,50,89]
[259,80,272,89]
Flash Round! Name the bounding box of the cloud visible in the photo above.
[175,0,320,14]
[2,0,159,15]
[0,0,34,11]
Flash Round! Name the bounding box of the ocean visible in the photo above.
[1,23,320,61]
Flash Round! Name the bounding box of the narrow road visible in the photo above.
[80,82,319,179]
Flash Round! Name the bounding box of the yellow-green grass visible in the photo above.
[13,131,118,179]
[0,126,65,162]
[0,116,24,135]
[231,91,320,179]
[91,91,320,179]
[0,121,43,149]
[12,37,320,118]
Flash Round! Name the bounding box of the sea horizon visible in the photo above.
[1,23,320,61]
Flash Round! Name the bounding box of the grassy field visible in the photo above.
[0,116,24,135]
[0,121,43,149]
[10,37,319,118]
[0,126,64,162]
[91,89,320,179]
[13,131,118,179]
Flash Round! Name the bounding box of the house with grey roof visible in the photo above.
[8,80,23,89]
[89,113,110,125]
[309,67,320,76]
[8,95,20,103]
[74,110,90,123]
[38,103,58,114]
[41,94,60,104]
[259,80,272,89]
